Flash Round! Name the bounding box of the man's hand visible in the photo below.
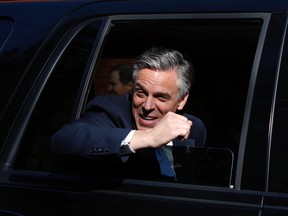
[130,112,192,150]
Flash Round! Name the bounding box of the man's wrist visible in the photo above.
[119,130,136,156]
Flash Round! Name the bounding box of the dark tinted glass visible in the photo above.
[0,19,13,151]
[0,19,13,50]
[15,21,101,171]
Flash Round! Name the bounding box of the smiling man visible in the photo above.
[51,47,206,181]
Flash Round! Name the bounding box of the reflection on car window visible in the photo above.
[16,21,101,171]
[0,19,13,50]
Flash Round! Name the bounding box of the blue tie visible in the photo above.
[155,146,176,179]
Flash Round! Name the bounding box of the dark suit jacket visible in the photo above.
[51,94,207,181]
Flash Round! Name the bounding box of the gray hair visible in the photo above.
[132,47,195,99]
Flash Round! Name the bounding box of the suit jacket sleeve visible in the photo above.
[51,95,135,157]
[186,113,207,147]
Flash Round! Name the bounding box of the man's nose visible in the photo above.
[142,96,156,110]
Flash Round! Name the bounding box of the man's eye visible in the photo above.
[158,97,169,102]
[135,89,145,97]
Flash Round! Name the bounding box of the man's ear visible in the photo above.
[177,93,189,111]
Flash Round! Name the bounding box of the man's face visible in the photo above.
[132,68,188,130]
[108,70,132,95]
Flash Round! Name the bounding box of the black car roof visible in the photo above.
[0,0,288,14]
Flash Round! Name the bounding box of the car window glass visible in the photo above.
[0,19,14,129]
[15,21,101,171]
[0,19,13,50]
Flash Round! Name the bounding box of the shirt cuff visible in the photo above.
[119,130,136,156]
